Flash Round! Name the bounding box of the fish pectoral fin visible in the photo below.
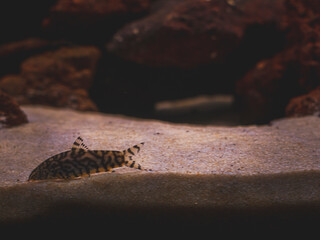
[71,136,90,151]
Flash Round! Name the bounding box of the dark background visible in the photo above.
[0,0,320,126]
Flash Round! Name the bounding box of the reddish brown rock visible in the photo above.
[235,0,320,123]
[107,0,286,68]
[0,38,51,58]
[285,0,320,46]
[286,0,320,91]
[286,86,320,117]
[0,90,28,128]
[0,38,70,77]
[0,46,101,111]
[21,46,100,89]
[235,48,301,123]
[43,0,151,42]
[0,75,27,97]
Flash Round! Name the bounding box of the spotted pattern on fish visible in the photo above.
[28,136,149,181]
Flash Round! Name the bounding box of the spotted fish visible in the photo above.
[28,137,148,181]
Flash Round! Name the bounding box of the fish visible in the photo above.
[28,136,148,181]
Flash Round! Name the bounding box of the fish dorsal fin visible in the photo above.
[71,136,89,151]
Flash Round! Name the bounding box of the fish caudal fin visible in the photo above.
[124,142,145,170]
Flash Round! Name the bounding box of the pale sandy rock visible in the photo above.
[0,106,320,226]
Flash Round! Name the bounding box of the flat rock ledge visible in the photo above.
[1,106,320,231]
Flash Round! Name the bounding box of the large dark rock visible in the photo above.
[95,0,287,117]
[107,0,286,68]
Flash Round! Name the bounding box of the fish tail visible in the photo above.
[123,142,145,170]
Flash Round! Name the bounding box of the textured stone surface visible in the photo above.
[0,106,320,225]
[107,0,286,68]
[0,46,101,111]
[0,38,70,76]
[286,86,320,117]
[235,48,299,123]
[236,0,320,123]
[0,90,28,128]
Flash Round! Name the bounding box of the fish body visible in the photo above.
[28,137,146,181]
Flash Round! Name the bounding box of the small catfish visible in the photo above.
[28,136,149,181]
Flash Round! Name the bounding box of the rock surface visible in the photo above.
[0,46,101,111]
[0,106,320,227]
[0,90,28,128]
[286,86,320,117]
[0,38,67,76]
[107,0,286,68]
[235,49,299,123]
[236,0,320,123]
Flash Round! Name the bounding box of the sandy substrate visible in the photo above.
[0,106,319,224]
